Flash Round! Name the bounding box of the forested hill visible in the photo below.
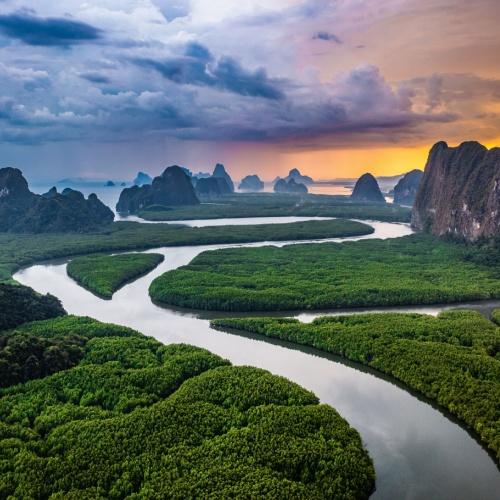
[0,316,375,498]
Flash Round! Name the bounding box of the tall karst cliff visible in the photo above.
[412,141,499,240]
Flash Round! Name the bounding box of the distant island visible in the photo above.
[393,169,423,205]
[239,174,264,192]
[274,177,308,193]
[0,168,114,233]
[284,168,314,185]
[117,165,199,214]
[133,171,153,186]
[350,173,386,203]
[212,163,234,192]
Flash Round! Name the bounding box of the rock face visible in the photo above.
[350,173,386,203]
[0,168,114,233]
[393,169,423,205]
[133,172,152,186]
[212,164,234,192]
[274,178,308,194]
[194,177,232,199]
[117,165,199,214]
[285,168,314,185]
[412,141,500,241]
[239,175,264,192]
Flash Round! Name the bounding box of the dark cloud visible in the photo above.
[134,42,284,100]
[0,13,102,46]
[313,31,342,43]
[80,72,111,84]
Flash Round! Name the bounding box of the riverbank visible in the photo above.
[212,311,500,463]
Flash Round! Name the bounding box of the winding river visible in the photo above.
[15,217,500,500]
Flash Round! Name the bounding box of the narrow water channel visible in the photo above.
[15,218,500,500]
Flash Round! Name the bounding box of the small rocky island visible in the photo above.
[274,178,308,194]
[393,169,423,205]
[194,177,232,199]
[117,165,199,214]
[285,168,314,185]
[412,141,500,240]
[133,171,153,186]
[238,175,264,192]
[0,167,114,233]
[212,163,234,192]
[350,173,386,203]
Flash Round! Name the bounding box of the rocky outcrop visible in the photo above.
[239,175,264,192]
[212,164,234,192]
[105,180,115,187]
[274,178,308,194]
[194,177,232,199]
[412,141,500,241]
[117,165,199,214]
[285,168,314,185]
[0,168,114,233]
[350,173,385,203]
[133,172,152,186]
[393,169,423,205]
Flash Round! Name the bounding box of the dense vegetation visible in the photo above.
[137,192,411,222]
[150,234,500,311]
[0,332,84,387]
[0,219,372,282]
[0,316,375,498]
[67,253,164,298]
[492,309,500,326]
[213,310,500,462]
[0,284,65,331]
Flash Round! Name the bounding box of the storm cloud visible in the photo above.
[134,42,284,100]
[0,12,102,46]
[0,0,498,179]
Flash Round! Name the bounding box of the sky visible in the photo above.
[0,0,499,182]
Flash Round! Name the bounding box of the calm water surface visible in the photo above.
[15,218,500,500]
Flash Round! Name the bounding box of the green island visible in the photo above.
[67,253,164,299]
[149,234,500,311]
[137,192,411,222]
[0,315,375,498]
[212,310,500,463]
[0,219,372,282]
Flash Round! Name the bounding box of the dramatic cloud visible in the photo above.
[0,0,498,179]
[0,12,102,46]
[313,31,342,43]
[79,72,110,84]
[134,42,285,100]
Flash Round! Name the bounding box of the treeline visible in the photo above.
[213,310,500,462]
[149,234,500,311]
[0,219,372,282]
[0,283,65,330]
[138,192,411,222]
[0,316,375,498]
[67,252,164,298]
